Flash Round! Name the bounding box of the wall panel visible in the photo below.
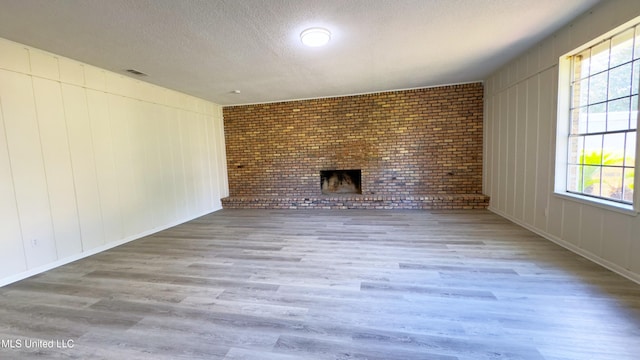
[526,45,540,78]
[0,98,27,278]
[62,83,105,251]
[142,103,165,227]
[0,70,56,268]
[107,94,137,238]
[631,220,640,274]
[59,58,85,87]
[490,94,500,208]
[581,206,603,255]
[504,88,516,216]
[32,77,82,259]
[602,212,631,268]
[182,115,199,216]
[169,109,189,218]
[156,106,176,224]
[523,76,539,225]
[0,40,29,73]
[482,79,493,196]
[547,195,564,239]
[132,100,155,230]
[194,115,211,213]
[87,89,123,243]
[514,82,527,221]
[29,51,59,80]
[533,69,554,232]
[561,202,582,247]
[84,66,106,91]
[497,91,509,212]
[214,107,228,200]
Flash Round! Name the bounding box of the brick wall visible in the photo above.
[223,83,484,198]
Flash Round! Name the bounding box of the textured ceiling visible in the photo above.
[0,0,600,105]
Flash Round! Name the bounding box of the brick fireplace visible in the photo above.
[320,170,362,195]
[221,83,488,209]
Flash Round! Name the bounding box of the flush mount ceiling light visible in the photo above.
[300,27,331,47]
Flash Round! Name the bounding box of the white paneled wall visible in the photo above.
[484,0,640,283]
[0,37,228,286]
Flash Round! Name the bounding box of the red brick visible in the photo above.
[222,83,486,209]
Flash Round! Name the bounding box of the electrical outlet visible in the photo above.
[31,239,38,247]
[544,207,549,217]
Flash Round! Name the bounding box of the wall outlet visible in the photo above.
[544,207,549,217]
[31,239,38,247]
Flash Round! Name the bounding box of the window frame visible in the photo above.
[555,16,640,215]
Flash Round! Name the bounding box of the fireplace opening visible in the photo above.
[320,169,362,194]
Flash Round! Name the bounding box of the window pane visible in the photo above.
[608,63,632,99]
[568,136,583,164]
[610,28,635,67]
[587,103,606,133]
[567,164,582,192]
[573,79,589,107]
[571,107,588,134]
[632,95,639,130]
[635,26,640,60]
[591,40,611,74]
[602,132,626,165]
[632,60,640,95]
[588,72,608,103]
[623,168,635,202]
[626,132,637,167]
[583,135,603,164]
[574,49,591,80]
[582,165,601,196]
[607,97,631,131]
[602,166,624,200]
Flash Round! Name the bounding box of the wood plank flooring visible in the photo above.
[1,209,639,359]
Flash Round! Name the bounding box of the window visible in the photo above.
[556,18,640,211]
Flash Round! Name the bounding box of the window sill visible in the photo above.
[553,192,638,216]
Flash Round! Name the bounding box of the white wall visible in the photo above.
[0,37,228,286]
[484,0,640,284]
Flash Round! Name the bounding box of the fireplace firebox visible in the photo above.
[320,170,362,194]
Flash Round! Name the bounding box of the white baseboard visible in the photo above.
[488,206,640,285]
[0,207,222,288]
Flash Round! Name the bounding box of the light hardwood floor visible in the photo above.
[1,209,639,359]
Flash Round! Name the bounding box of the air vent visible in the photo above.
[125,69,147,76]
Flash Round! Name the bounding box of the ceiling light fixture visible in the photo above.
[300,27,331,47]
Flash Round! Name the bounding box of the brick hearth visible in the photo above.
[221,194,489,210]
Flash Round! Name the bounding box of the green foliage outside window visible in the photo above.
[575,150,634,201]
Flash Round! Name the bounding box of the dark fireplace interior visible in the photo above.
[320,170,362,195]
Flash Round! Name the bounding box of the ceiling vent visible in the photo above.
[125,69,147,76]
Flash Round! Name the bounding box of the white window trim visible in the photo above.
[554,16,640,216]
